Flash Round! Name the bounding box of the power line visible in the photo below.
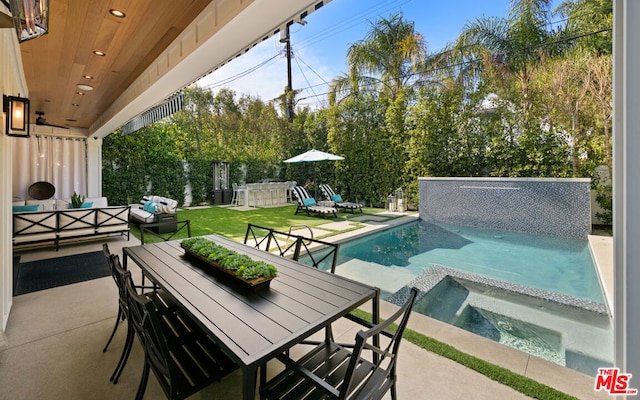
[294,55,327,109]
[295,0,413,52]
[198,53,281,90]
[296,55,332,87]
[294,27,613,103]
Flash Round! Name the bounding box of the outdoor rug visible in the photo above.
[14,251,110,296]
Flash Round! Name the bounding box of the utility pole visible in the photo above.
[281,24,294,121]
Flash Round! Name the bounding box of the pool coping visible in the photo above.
[386,265,609,316]
[589,234,614,313]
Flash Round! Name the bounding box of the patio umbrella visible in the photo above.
[284,149,344,198]
[283,149,344,163]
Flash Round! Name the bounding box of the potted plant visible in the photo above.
[180,238,278,290]
[70,192,85,208]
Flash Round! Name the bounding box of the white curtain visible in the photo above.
[12,135,87,201]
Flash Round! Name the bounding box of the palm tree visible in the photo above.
[329,12,428,103]
[556,0,612,55]
[453,0,561,107]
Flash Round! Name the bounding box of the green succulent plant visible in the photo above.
[181,237,278,280]
[70,192,85,208]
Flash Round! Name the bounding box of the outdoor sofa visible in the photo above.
[12,197,130,250]
[129,195,178,224]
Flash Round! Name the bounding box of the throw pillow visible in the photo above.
[302,198,317,207]
[330,194,343,203]
[144,201,157,213]
[80,202,93,208]
[12,205,39,213]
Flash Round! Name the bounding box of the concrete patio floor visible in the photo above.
[1,216,610,399]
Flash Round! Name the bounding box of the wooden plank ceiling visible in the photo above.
[18,0,212,131]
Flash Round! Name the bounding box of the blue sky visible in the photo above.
[196,0,560,108]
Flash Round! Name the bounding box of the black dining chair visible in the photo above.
[102,250,177,384]
[124,271,238,400]
[102,243,123,354]
[260,287,419,400]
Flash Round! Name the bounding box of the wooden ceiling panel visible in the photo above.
[18,0,213,130]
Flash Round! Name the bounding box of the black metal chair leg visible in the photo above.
[102,308,124,352]
[135,362,150,400]
[110,323,134,383]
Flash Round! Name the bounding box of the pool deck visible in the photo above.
[2,211,612,399]
[589,234,614,312]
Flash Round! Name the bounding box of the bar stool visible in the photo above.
[231,183,247,207]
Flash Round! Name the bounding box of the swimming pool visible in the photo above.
[309,220,605,303]
[299,220,612,374]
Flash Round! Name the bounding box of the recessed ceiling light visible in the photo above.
[76,91,85,95]
[109,9,126,18]
[83,75,93,79]
[93,50,106,57]
[66,119,77,122]
[76,84,93,91]
[71,103,79,107]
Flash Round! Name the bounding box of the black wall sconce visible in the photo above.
[3,94,30,137]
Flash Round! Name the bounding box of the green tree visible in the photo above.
[327,93,391,207]
[557,0,612,55]
[454,0,561,112]
[330,12,427,103]
[327,13,429,202]
[102,124,187,205]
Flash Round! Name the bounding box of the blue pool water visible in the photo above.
[319,220,605,304]
[300,220,611,374]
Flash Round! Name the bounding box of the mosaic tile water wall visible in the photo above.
[418,177,591,239]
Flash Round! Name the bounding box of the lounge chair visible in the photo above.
[319,184,363,213]
[293,186,337,218]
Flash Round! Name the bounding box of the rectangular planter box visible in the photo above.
[181,247,275,291]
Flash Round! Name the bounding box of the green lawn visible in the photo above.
[130,204,384,243]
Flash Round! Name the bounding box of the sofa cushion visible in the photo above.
[13,211,57,236]
[26,199,56,211]
[13,232,57,244]
[55,199,70,210]
[129,207,156,223]
[84,197,108,208]
[96,206,130,233]
[143,201,157,213]
[68,201,94,209]
[97,206,130,227]
[150,196,177,210]
[13,205,39,213]
[58,209,96,231]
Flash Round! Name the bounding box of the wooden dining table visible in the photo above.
[123,234,380,400]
